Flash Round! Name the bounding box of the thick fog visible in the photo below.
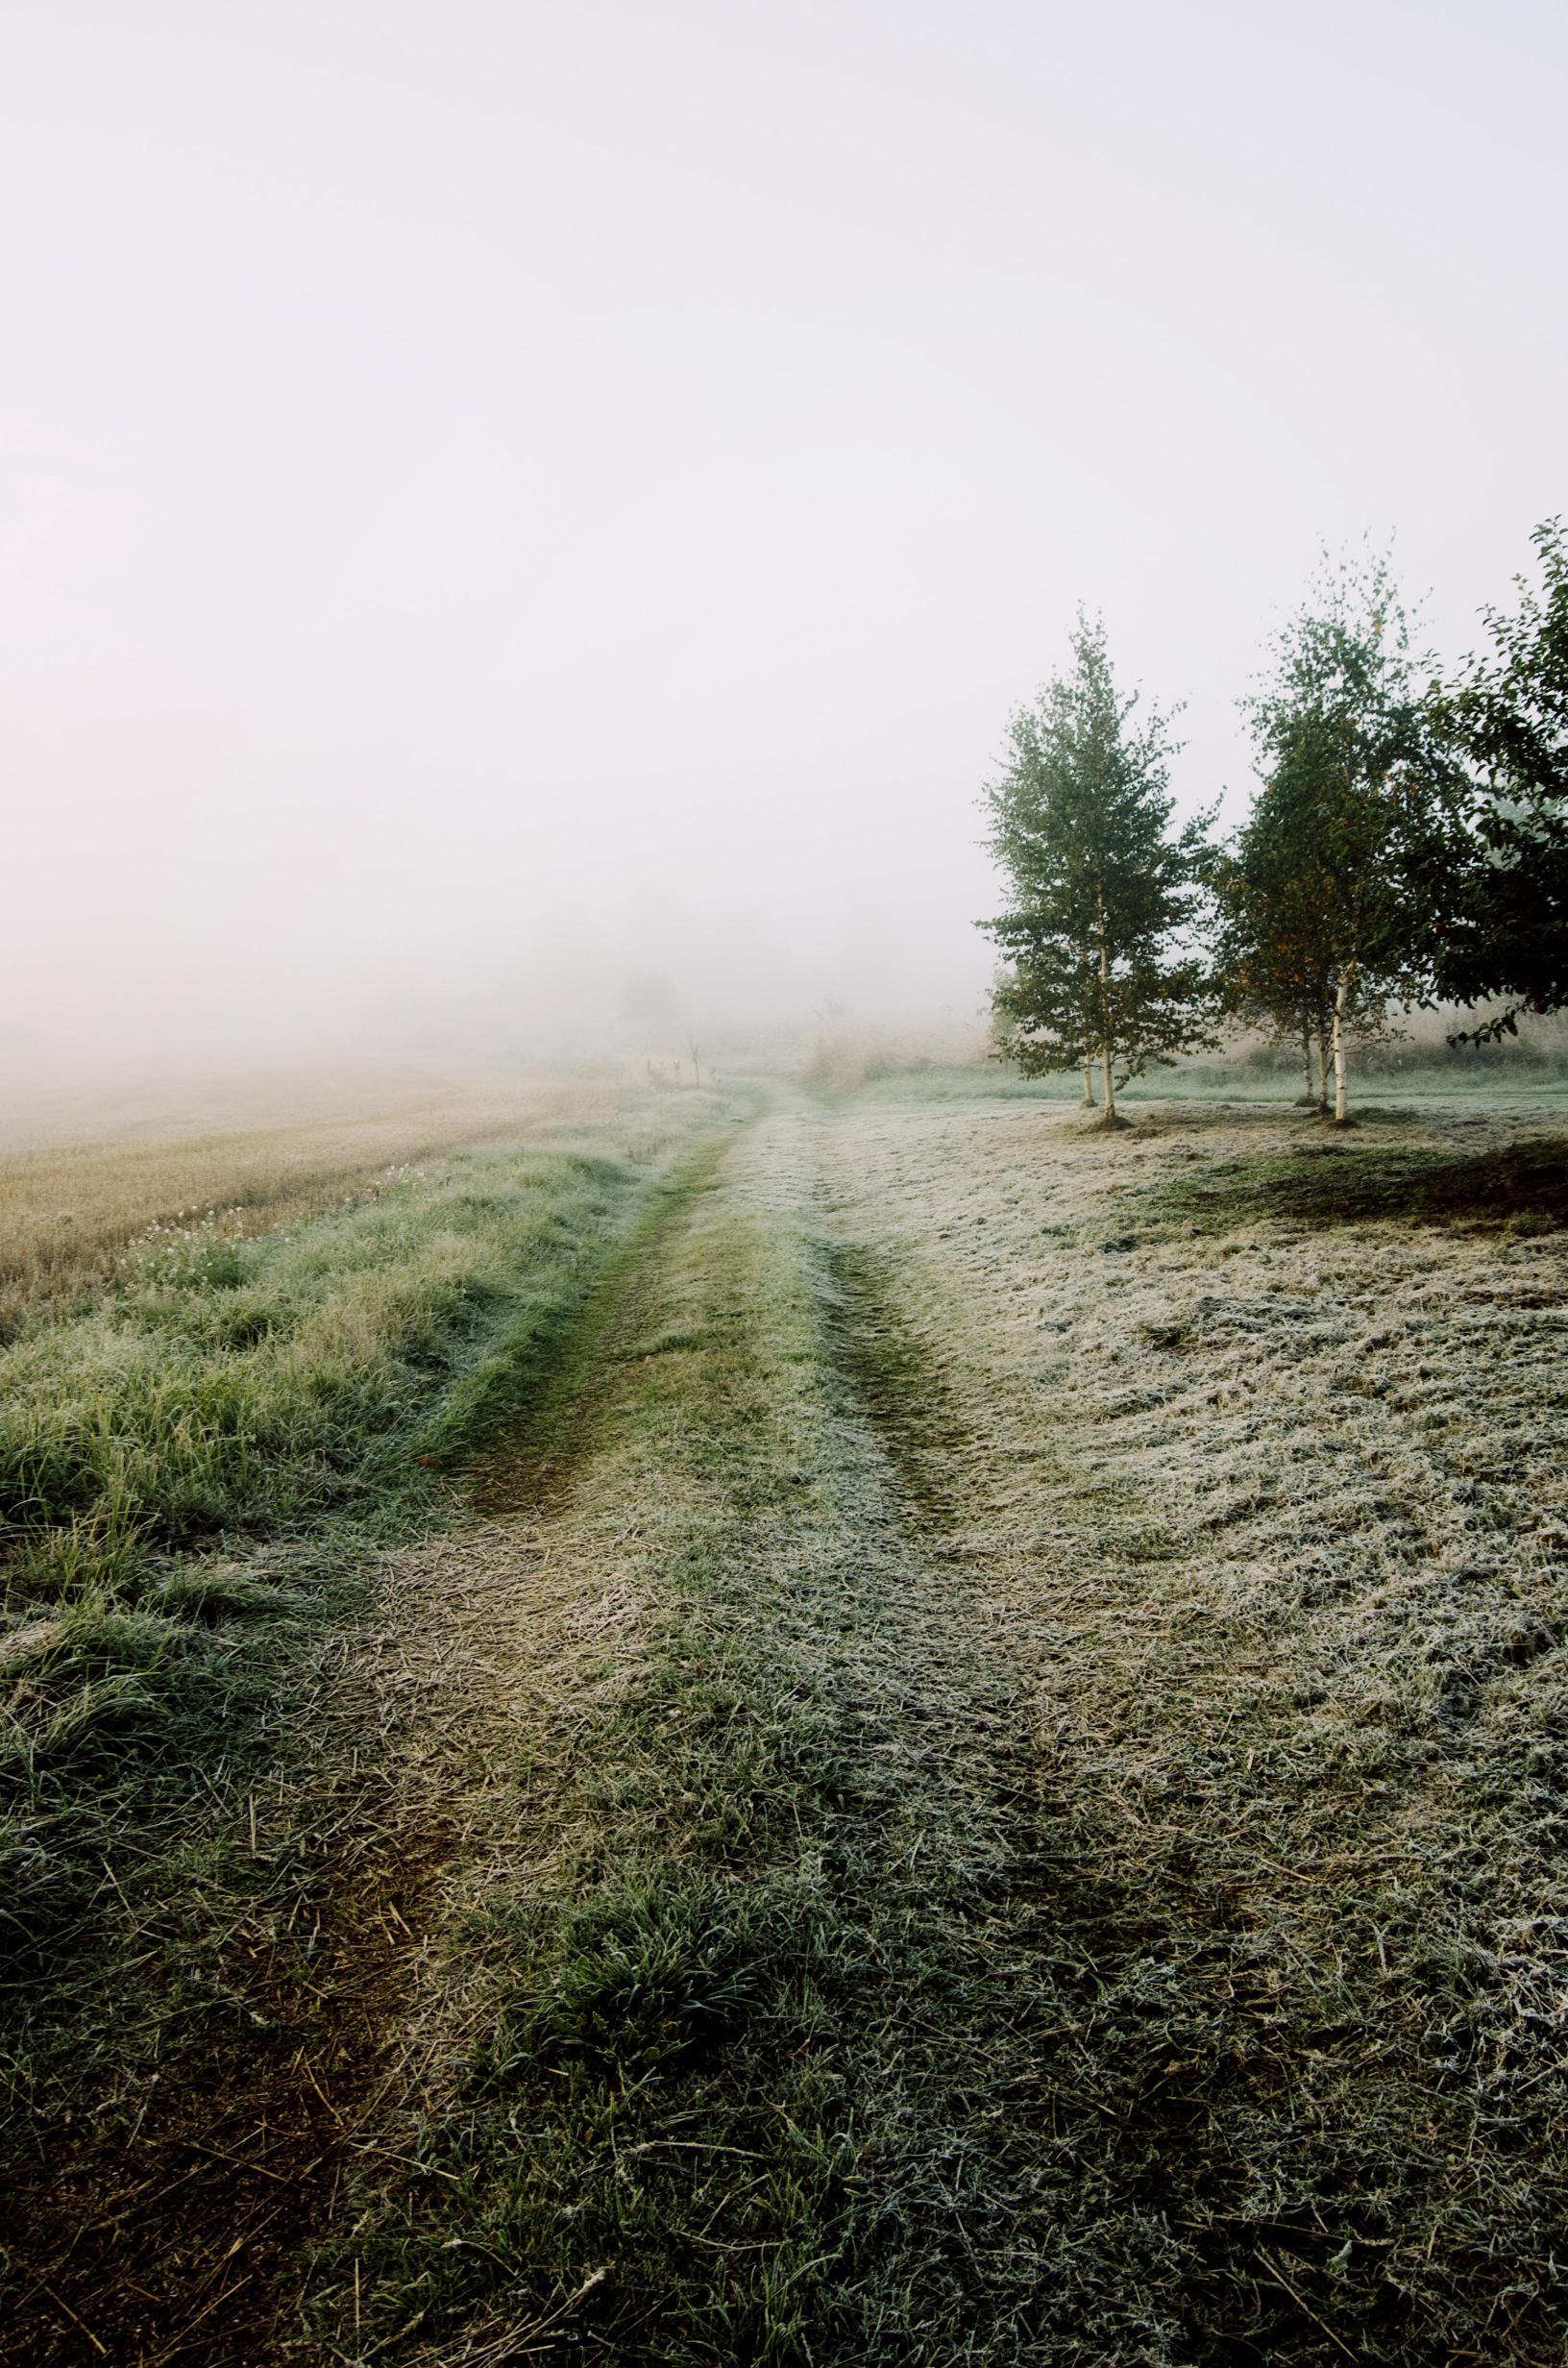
[4,0,1565,1084]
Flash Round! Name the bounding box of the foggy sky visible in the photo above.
[4,1,1565,1073]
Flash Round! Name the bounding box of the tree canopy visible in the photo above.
[1428,519,1568,1033]
[980,617,1214,1122]
[979,530,1568,1122]
[1230,554,1468,1119]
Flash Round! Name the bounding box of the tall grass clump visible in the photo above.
[3,1134,682,1595]
[0,1097,726,1990]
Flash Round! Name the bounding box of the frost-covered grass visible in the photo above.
[851,1057,1568,1110]
[820,1081,1568,2362]
[311,1083,1568,2364]
[16,1074,1568,2362]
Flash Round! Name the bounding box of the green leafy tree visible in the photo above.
[1212,714,1412,1113]
[1242,553,1468,1122]
[1210,789,1335,1107]
[1428,518,1568,1035]
[979,616,1215,1125]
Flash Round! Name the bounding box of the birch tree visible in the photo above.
[1210,772,1336,1107]
[1244,555,1466,1122]
[980,617,1214,1124]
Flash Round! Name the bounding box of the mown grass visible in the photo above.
[0,1093,729,2054]
[814,1081,1568,2364]
[1152,1131,1568,1236]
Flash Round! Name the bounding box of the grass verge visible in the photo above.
[0,1077,621,1333]
[0,1089,735,2363]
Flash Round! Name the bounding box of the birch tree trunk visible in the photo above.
[1081,1060,1096,1106]
[1332,969,1352,1122]
[1098,902,1115,1122]
[1315,1027,1331,1113]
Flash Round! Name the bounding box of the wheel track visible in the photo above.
[305,1093,1190,2366]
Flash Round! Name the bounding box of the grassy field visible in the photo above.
[0,1073,619,1329]
[7,1065,1568,2364]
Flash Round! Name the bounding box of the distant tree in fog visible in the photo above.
[618,971,681,1036]
[980,616,1215,1124]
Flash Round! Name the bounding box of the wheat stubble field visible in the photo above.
[5,1071,1568,2366]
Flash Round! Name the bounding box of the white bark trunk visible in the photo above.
[1082,1060,1096,1106]
[1098,896,1115,1121]
[1332,973,1351,1122]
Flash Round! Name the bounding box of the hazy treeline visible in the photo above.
[983,521,1568,1121]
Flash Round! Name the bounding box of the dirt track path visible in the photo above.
[271,1090,1100,2364]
